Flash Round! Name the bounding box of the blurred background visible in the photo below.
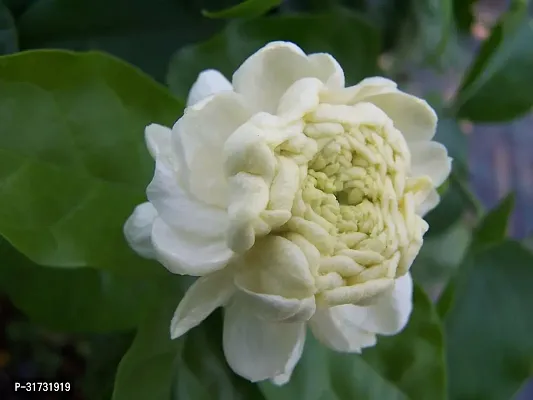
[1,0,532,398]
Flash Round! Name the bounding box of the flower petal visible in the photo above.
[232,42,312,113]
[151,218,233,276]
[307,53,345,89]
[322,76,397,104]
[171,269,235,339]
[123,202,158,259]
[364,91,438,142]
[271,328,306,386]
[309,306,377,353]
[173,92,254,208]
[186,69,233,107]
[145,123,172,160]
[418,188,440,216]
[234,279,316,322]
[232,42,345,114]
[147,159,228,239]
[235,235,316,299]
[223,297,306,382]
[339,273,414,336]
[409,141,452,187]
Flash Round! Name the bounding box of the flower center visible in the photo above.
[225,101,431,307]
[280,104,430,307]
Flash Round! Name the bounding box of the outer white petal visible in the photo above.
[123,202,158,259]
[145,123,172,160]
[235,235,316,299]
[364,91,438,142]
[232,42,311,113]
[409,141,452,187]
[223,297,306,382]
[418,188,440,216]
[234,280,316,322]
[307,53,345,89]
[151,218,233,276]
[271,328,306,386]
[340,273,414,336]
[171,268,235,339]
[233,42,345,114]
[309,306,377,353]
[173,92,254,208]
[147,159,228,239]
[186,69,233,107]
[322,76,398,104]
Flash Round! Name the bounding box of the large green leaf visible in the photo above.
[445,240,533,400]
[260,284,446,400]
[470,193,514,253]
[0,50,182,274]
[203,0,282,19]
[437,193,514,317]
[0,0,18,54]
[16,0,228,82]
[172,312,264,400]
[113,280,262,400]
[167,11,380,100]
[454,2,533,121]
[0,238,157,332]
[112,277,183,400]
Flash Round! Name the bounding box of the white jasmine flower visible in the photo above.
[124,42,451,384]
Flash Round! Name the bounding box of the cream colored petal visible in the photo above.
[186,69,233,107]
[308,53,345,89]
[145,123,172,160]
[271,327,306,386]
[232,42,313,113]
[277,77,323,120]
[409,141,452,187]
[173,92,254,208]
[418,188,440,216]
[147,159,228,239]
[123,202,158,259]
[151,218,233,276]
[321,76,397,104]
[309,306,377,353]
[234,280,316,322]
[223,298,306,382]
[236,235,316,299]
[364,91,437,142]
[338,273,414,336]
[171,269,235,339]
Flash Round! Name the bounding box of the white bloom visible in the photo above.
[124,42,451,384]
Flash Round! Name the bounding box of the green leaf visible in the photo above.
[0,238,157,332]
[0,0,18,54]
[172,312,264,400]
[16,0,225,82]
[203,0,282,19]
[411,222,471,293]
[454,3,533,121]
[445,240,533,400]
[260,284,446,400]
[436,194,513,317]
[167,11,380,100]
[82,332,135,400]
[112,278,183,400]
[470,193,515,252]
[113,280,262,400]
[0,50,182,274]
